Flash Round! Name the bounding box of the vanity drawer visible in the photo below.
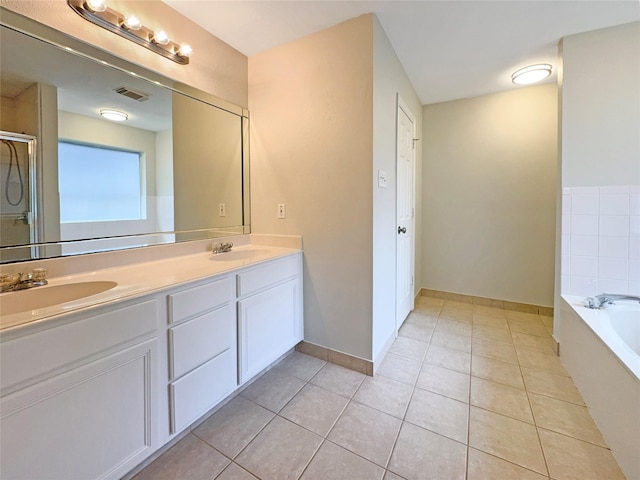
[168,304,235,380]
[236,255,300,298]
[169,346,236,434]
[168,276,232,324]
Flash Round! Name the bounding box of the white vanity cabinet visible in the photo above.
[0,248,304,480]
[0,298,160,480]
[167,275,236,434]
[237,254,303,384]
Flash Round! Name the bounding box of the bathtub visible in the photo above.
[558,296,640,480]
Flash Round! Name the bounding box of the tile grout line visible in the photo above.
[381,339,421,475]
[509,316,553,479]
[221,364,320,479]
[465,331,474,480]
[383,300,440,479]
[260,360,333,480]
[289,362,327,480]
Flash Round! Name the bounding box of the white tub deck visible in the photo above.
[558,296,640,480]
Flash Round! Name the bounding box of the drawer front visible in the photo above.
[169,347,236,434]
[169,304,235,380]
[1,299,158,394]
[168,276,233,324]
[237,254,300,298]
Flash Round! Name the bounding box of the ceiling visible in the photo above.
[163,0,639,105]
[1,26,172,131]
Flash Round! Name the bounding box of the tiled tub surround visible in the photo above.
[132,296,625,480]
[561,185,640,297]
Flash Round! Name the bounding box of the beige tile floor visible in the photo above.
[133,296,627,480]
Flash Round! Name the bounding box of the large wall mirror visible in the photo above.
[0,10,250,264]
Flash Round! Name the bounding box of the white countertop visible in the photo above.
[0,244,301,335]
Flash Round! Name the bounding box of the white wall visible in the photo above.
[557,22,640,301]
[372,16,423,362]
[249,14,423,363]
[249,15,375,360]
[560,22,640,188]
[422,85,558,307]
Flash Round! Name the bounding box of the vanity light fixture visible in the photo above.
[99,109,128,122]
[511,64,552,85]
[67,0,191,65]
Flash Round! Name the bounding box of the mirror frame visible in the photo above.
[0,8,251,263]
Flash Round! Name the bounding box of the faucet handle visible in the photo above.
[31,268,48,286]
[0,273,20,292]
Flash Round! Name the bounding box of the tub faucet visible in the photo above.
[586,293,640,309]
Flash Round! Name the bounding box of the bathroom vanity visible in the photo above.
[0,10,296,479]
[0,242,303,480]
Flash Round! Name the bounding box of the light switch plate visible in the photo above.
[378,169,388,188]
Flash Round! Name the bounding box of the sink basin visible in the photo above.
[0,281,118,316]
[210,249,271,262]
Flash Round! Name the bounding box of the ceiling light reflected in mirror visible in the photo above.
[99,109,128,121]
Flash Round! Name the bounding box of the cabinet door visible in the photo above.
[0,339,156,480]
[238,279,302,384]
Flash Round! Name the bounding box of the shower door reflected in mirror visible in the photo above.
[0,132,38,261]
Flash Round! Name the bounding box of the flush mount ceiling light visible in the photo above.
[100,109,128,122]
[67,0,191,64]
[511,64,552,85]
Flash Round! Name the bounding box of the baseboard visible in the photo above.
[296,341,373,376]
[373,330,396,375]
[420,288,554,316]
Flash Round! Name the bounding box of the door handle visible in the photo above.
[398,226,407,234]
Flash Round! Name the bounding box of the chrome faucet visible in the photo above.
[212,242,233,254]
[586,293,640,309]
[0,268,47,293]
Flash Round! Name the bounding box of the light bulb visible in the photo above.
[152,29,170,46]
[85,0,107,13]
[122,14,142,31]
[177,44,192,58]
[100,109,128,122]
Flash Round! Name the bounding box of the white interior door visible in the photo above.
[396,97,416,330]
